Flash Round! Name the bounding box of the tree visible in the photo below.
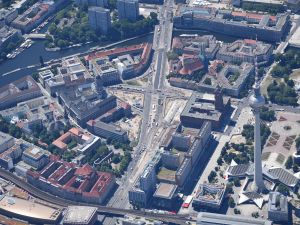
[208,171,217,183]
[251,212,259,218]
[277,184,290,195]
[228,197,235,208]
[48,23,57,35]
[233,177,241,187]
[293,164,299,173]
[204,77,212,85]
[216,63,223,73]
[260,106,275,122]
[287,79,295,88]
[31,73,39,82]
[226,182,234,194]
[234,208,241,214]
[271,65,289,78]
[166,51,179,60]
[150,12,158,21]
[111,154,121,164]
[258,67,264,77]
[285,156,293,170]
[296,136,300,150]
[242,124,271,147]
[8,125,22,138]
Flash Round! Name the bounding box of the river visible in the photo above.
[0,28,238,87]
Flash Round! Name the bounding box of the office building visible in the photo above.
[86,43,153,82]
[129,155,160,207]
[153,183,178,209]
[0,143,23,170]
[159,121,212,187]
[0,96,64,135]
[0,133,23,170]
[0,8,18,25]
[117,0,139,22]
[173,7,289,42]
[22,146,50,170]
[268,192,289,223]
[172,35,220,60]
[89,56,121,85]
[87,120,128,143]
[58,81,117,127]
[0,132,14,154]
[180,89,231,130]
[188,61,254,97]
[43,56,94,96]
[88,7,111,34]
[0,76,42,110]
[0,25,21,52]
[217,39,273,65]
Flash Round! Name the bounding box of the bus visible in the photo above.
[182,195,193,208]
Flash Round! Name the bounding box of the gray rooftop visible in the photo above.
[197,212,273,225]
[153,183,177,199]
[181,92,229,122]
[227,164,252,177]
[93,120,126,136]
[264,167,299,188]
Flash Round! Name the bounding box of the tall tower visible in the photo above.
[249,57,266,193]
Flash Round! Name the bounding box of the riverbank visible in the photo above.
[0,28,252,87]
[0,33,154,87]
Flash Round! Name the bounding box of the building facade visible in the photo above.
[88,6,111,34]
[117,0,139,22]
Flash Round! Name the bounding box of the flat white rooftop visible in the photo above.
[63,206,97,223]
[289,27,300,48]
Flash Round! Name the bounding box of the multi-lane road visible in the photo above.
[106,0,176,219]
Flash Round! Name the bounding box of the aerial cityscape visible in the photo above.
[0,0,300,223]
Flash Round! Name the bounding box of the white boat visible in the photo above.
[26,42,32,48]
[180,34,198,37]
